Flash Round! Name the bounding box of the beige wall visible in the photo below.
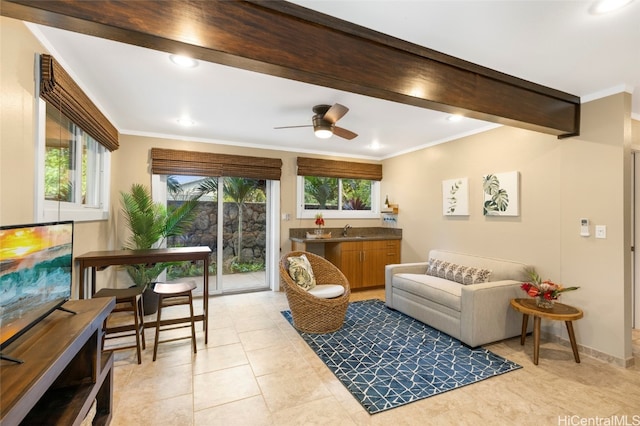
[1,18,113,297]
[1,16,635,364]
[1,18,39,224]
[382,92,633,364]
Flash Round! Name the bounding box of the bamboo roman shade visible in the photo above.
[39,54,119,151]
[150,148,283,180]
[297,157,382,181]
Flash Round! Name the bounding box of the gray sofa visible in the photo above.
[385,249,532,347]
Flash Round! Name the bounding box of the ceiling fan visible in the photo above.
[274,103,358,140]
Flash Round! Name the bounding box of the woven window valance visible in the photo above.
[151,148,283,180]
[39,54,119,151]
[297,157,382,181]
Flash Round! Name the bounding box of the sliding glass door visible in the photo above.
[221,177,267,293]
[158,175,272,295]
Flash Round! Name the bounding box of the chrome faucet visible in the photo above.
[342,224,352,237]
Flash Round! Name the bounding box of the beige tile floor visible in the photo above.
[110,289,640,425]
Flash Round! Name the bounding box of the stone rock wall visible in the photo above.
[168,201,267,265]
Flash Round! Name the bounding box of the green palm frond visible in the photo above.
[165,198,199,238]
[120,183,201,286]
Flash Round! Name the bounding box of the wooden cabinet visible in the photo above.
[326,239,400,289]
[1,297,115,426]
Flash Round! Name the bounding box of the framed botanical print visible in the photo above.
[482,171,519,216]
[442,177,469,216]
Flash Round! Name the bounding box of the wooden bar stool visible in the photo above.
[152,281,197,361]
[93,286,146,364]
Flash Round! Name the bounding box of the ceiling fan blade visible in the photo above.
[323,103,349,123]
[274,125,312,129]
[333,126,358,140]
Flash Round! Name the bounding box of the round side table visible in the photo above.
[510,298,583,365]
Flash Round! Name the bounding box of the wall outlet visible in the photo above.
[595,225,607,239]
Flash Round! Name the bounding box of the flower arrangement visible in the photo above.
[521,268,579,308]
[315,213,325,230]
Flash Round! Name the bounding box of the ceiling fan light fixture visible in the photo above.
[314,128,333,139]
[313,116,334,139]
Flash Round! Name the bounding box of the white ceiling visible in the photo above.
[28,0,640,160]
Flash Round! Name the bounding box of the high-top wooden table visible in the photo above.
[76,247,211,343]
[510,298,583,365]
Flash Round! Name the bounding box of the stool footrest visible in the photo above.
[157,317,198,327]
[157,335,195,345]
[106,323,144,335]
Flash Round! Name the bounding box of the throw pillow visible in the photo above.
[458,267,492,285]
[445,262,462,281]
[426,258,440,276]
[426,259,491,285]
[287,254,316,290]
[453,265,469,284]
[436,261,451,279]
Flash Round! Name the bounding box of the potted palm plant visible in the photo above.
[120,183,200,314]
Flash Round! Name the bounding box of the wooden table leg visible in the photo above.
[520,314,529,345]
[203,256,209,345]
[533,316,541,365]
[565,321,581,363]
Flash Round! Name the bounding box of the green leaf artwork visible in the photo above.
[483,173,518,216]
[447,180,462,214]
[442,177,469,216]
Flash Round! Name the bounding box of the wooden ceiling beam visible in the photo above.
[2,0,580,137]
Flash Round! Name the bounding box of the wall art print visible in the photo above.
[442,177,469,216]
[482,171,519,216]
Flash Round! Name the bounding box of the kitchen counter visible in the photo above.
[289,227,402,243]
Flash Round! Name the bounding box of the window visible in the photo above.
[36,54,115,222]
[37,100,110,222]
[296,156,382,219]
[297,176,380,219]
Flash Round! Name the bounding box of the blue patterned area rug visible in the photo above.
[282,299,522,414]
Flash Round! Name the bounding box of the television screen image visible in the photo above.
[0,221,74,350]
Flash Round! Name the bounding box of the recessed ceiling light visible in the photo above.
[590,0,634,14]
[177,118,195,127]
[447,114,463,122]
[169,54,198,68]
[370,141,381,150]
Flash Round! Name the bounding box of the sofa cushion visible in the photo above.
[393,273,462,312]
[287,254,316,290]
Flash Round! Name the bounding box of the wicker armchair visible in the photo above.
[280,251,351,333]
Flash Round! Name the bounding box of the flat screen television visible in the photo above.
[0,221,74,353]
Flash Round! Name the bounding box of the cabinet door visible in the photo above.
[362,247,387,286]
[339,242,363,288]
[341,250,363,288]
[361,240,401,288]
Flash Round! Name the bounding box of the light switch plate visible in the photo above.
[595,225,607,239]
